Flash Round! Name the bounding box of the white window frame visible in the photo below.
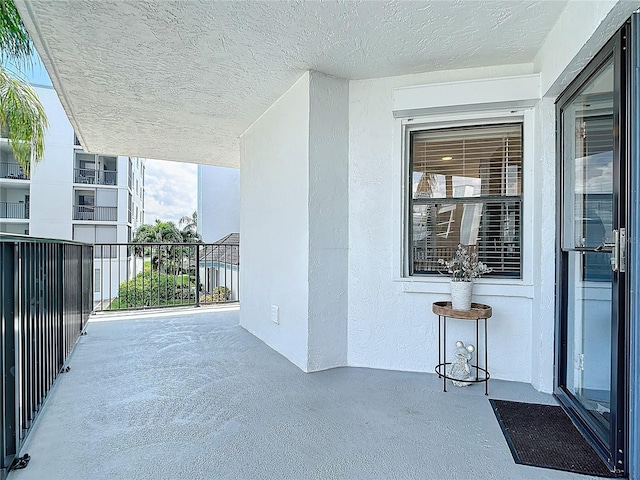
[393,109,535,297]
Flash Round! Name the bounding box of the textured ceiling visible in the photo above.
[18,0,568,167]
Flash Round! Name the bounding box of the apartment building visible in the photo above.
[196,164,239,242]
[0,85,145,300]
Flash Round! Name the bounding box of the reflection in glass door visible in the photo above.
[562,57,614,434]
[557,27,627,473]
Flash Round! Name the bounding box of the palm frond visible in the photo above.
[0,0,33,69]
[179,211,198,233]
[0,67,48,174]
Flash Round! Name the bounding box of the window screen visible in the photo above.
[73,225,95,243]
[96,188,117,207]
[409,123,522,277]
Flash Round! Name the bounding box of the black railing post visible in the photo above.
[1,242,17,474]
[195,245,200,308]
[57,243,64,370]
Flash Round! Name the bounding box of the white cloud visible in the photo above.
[144,159,197,226]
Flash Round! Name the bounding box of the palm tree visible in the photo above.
[133,220,183,244]
[0,0,48,175]
[179,211,197,233]
[133,219,200,272]
[178,211,202,243]
[180,228,202,243]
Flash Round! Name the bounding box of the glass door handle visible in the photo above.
[611,229,619,272]
[593,229,621,272]
[619,228,626,273]
[594,241,615,252]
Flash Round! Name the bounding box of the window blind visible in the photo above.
[409,123,523,277]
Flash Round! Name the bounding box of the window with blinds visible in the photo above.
[409,123,523,277]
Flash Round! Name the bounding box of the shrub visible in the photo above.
[212,286,231,302]
[200,286,231,304]
[173,283,196,300]
[113,271,177,308]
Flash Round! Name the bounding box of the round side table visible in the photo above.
[432,301,492,395]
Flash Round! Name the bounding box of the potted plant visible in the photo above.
[438,244,492,310]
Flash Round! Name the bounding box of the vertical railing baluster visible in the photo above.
[57,243,64,376]
[130,243,134,311]
[27,243,33,430]
[100,245,104,312]
[195,245,200,307]
[108,245,112,309]
[236,244,239,302]
[141,243,145,308]
[229,245,232,302]
[222,245,229,302]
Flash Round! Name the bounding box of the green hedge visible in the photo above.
[111,272,178,309]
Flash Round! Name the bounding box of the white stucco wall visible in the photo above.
[236,1,629,394]
[240,73,311,371]
[197,165,240,242]
[530,97,556,392]
[535,0,638,97]
[29,86,74,240]
[116,183,128,229]
[307,72,349,371]
[347,65,541,385]
[344,2,631,392]
[240,71,350,372]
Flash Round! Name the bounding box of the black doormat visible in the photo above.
[489,399,618,477]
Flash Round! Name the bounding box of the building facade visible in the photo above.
[0,85,145,300]
[197,164,240,243]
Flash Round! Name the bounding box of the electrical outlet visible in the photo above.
[271,305,279,324]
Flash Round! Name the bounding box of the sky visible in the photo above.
[6,53,198,228]
[4,54,51,86]
[144,160,198,225]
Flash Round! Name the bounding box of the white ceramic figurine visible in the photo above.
[447,341,476,387]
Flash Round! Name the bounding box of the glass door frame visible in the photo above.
[555,23,629,474]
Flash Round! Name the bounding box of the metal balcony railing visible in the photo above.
[0,235,93,477]
[0,201,29,219]
[93,240,239,312]
[0,162,29,180]
[73,168,117,185]
[73,205,117,221]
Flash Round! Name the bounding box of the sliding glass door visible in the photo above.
[556,25,628,473]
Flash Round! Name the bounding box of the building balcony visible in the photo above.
[8,306,569,480]
[0,236,608,479]
[73,168,117,186]
[0,201,29,219]
[0,161,29,180]
[73,205,117,221]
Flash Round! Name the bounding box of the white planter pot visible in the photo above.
[450,280,473,310]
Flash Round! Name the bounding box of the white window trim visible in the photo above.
[392,108,535,296]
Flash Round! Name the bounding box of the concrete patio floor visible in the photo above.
[11,307,601,480]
